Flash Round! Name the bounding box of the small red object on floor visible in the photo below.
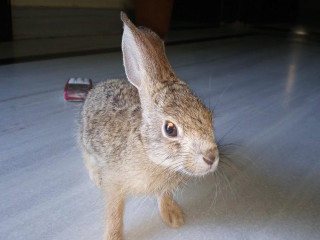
[64,77,93,101]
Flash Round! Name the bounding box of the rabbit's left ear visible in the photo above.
[121,12,175,90]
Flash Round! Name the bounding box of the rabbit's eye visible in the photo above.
[165,121,177,137]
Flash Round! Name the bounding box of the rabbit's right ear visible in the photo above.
[121,12,142,89]
[120,12,175,90]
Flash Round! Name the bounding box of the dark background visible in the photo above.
[0,0,13,41]
[171,0,319,28]
[1,0,320,66]
[2,0,320,42]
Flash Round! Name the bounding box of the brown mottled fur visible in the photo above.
[79,13,219,240]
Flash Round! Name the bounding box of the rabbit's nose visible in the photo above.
[202,149,219,166]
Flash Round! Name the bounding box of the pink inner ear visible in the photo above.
[122,25,143,89]
[121,11,176,90]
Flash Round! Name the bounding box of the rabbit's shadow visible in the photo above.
[124,152,320,240]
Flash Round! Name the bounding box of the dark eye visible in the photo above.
[165,121,178,137]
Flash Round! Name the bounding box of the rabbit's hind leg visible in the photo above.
[157,193,184,228]
[82,150,102,188]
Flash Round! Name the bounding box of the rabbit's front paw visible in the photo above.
[158,194,184,228]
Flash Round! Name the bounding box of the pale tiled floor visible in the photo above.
[0,34,319,240]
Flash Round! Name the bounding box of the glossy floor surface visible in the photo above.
[1,34,320,240]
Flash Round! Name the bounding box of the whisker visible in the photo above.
[211,81,235,114]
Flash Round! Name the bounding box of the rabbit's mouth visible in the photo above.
[179,155,219,176]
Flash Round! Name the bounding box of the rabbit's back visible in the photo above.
[79,79,141,160]
[85,79,140,110]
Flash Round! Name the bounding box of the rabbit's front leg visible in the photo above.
[157,192,184,228]
[103,191,125,240]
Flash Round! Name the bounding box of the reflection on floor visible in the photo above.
[0,34,319,240]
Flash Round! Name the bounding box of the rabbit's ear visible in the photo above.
[120,12,175,90]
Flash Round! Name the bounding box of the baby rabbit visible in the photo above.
[79,12,219,240]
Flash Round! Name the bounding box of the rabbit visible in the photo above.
[79,12,219,240]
